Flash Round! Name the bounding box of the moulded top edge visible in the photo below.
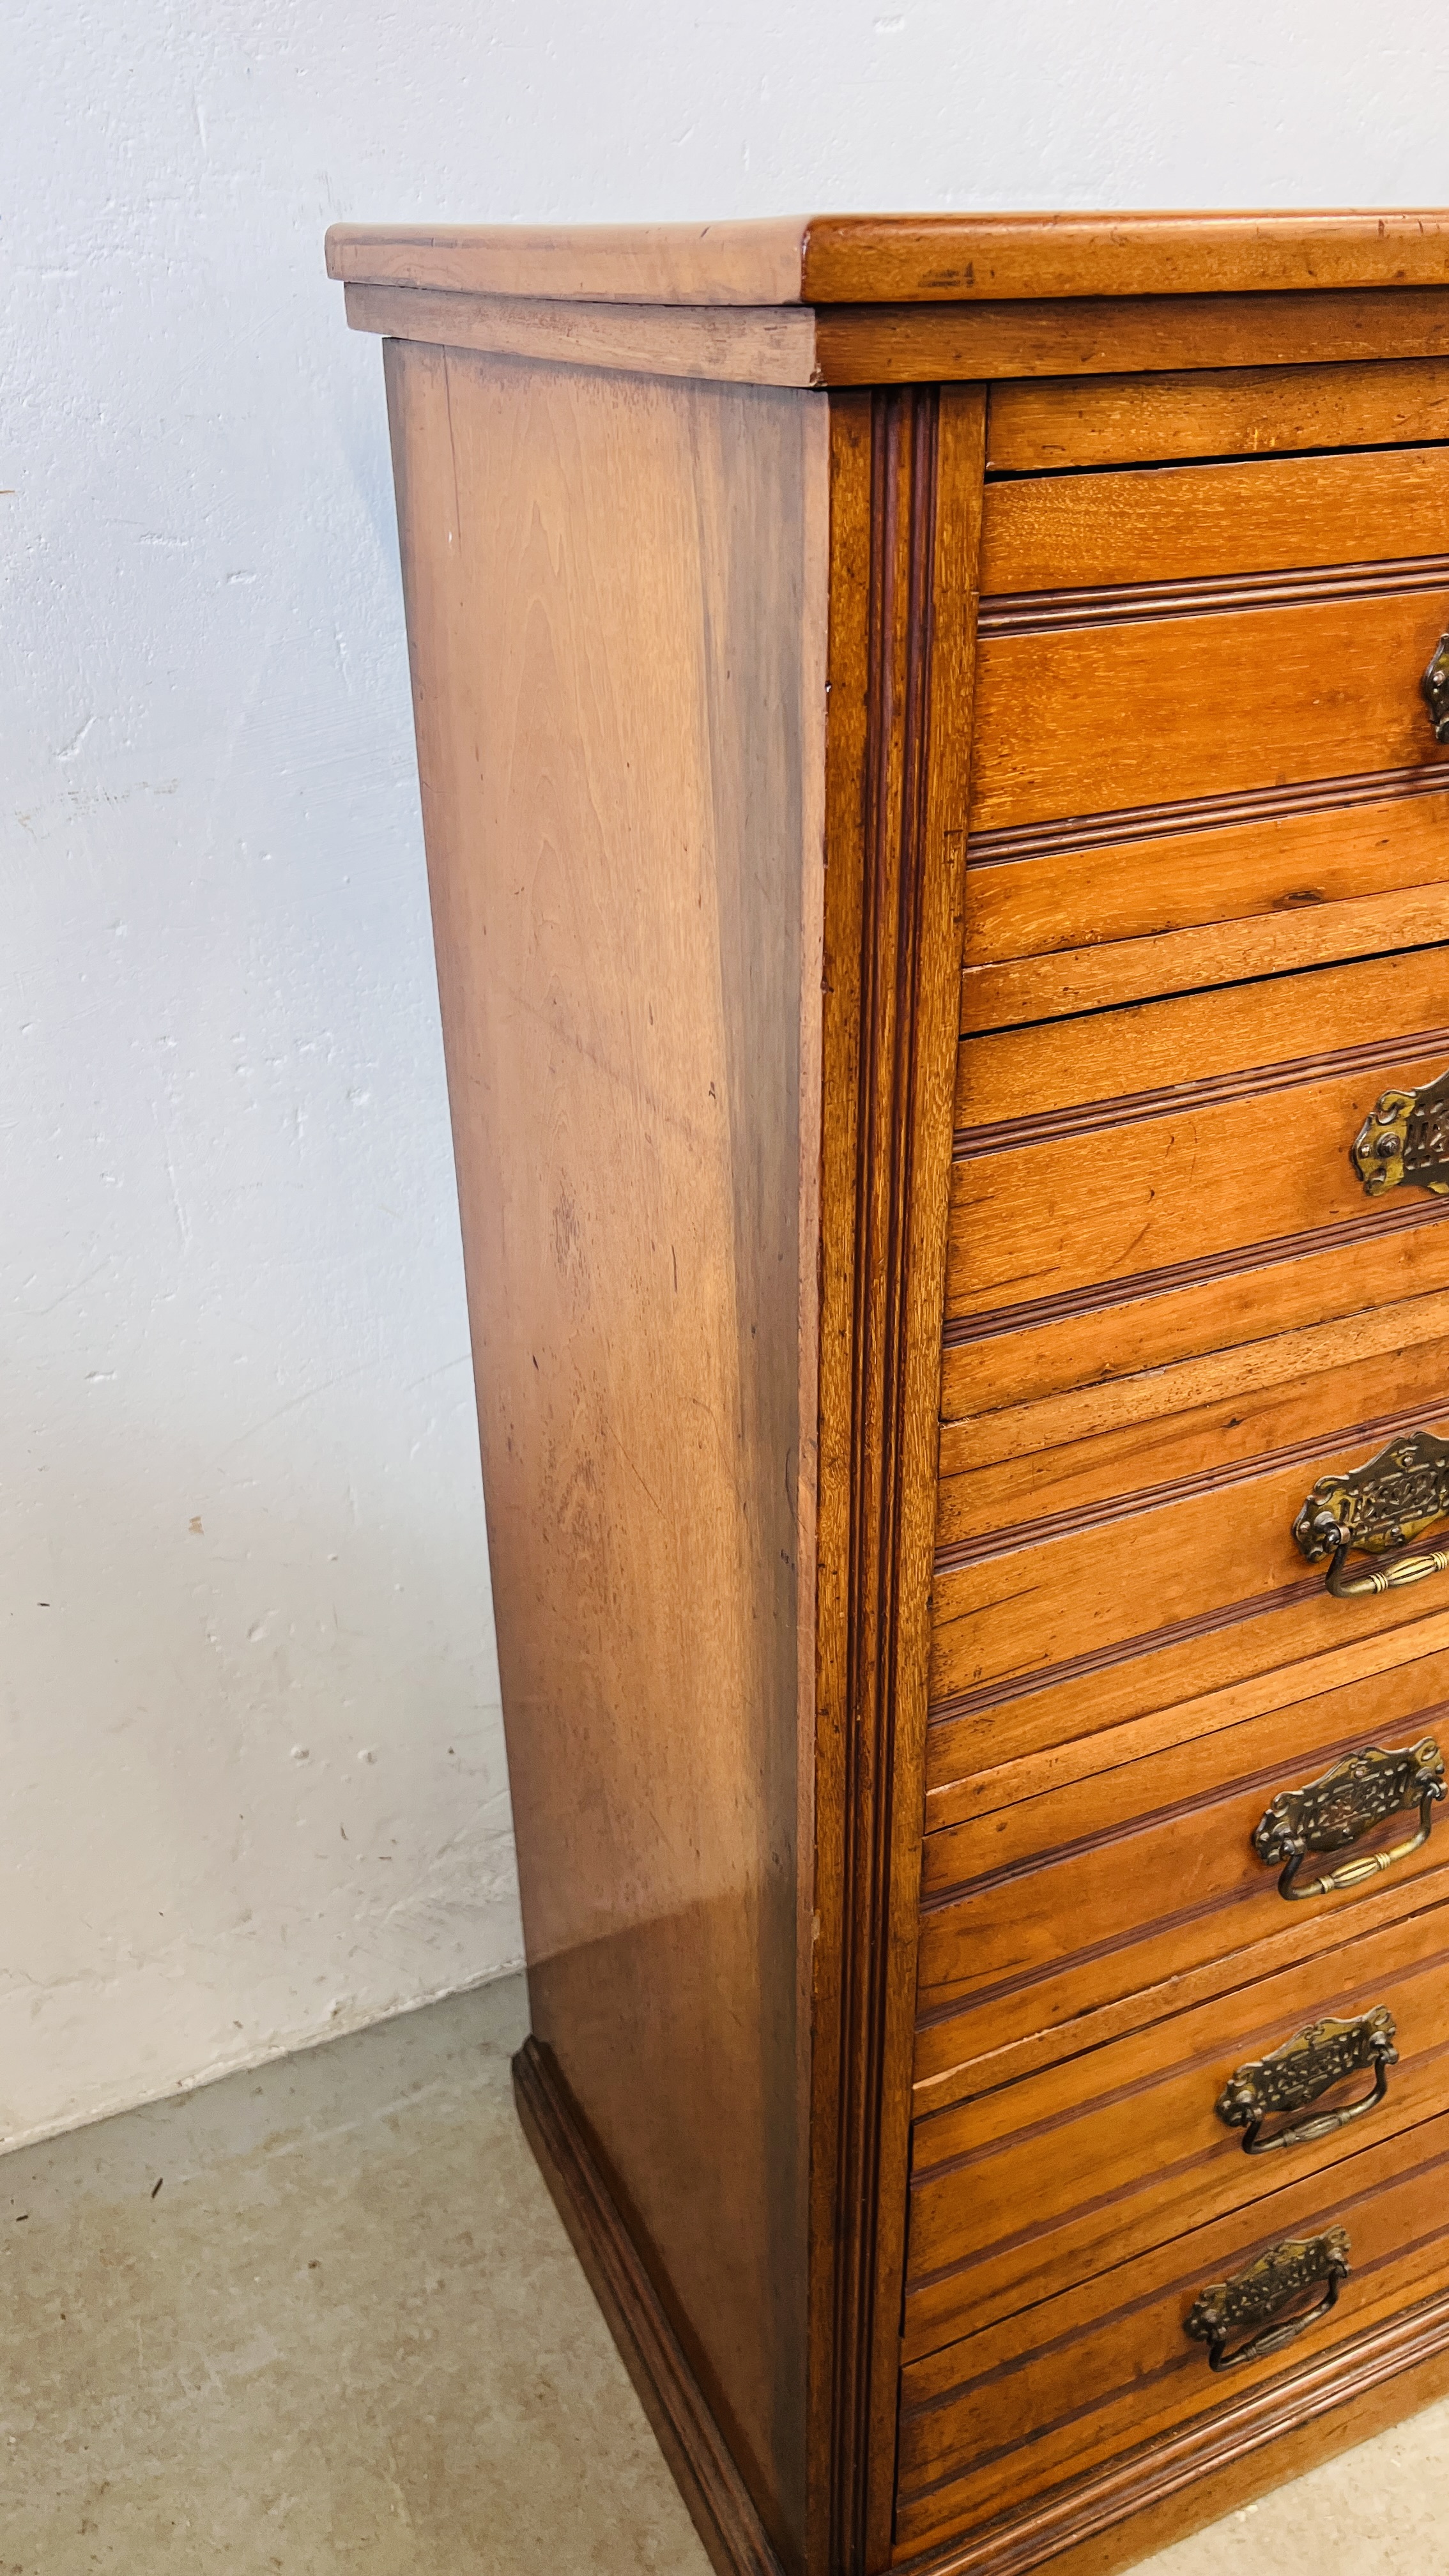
[325,210,1449,310]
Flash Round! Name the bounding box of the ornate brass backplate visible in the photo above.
[1215,2007,1397,2152]
[1185,2228,1351,2372]
[1352,1064,1449,1200]
[1422,630,1449,742]
[1292,1429,1449,1598]
[1252,1738,1446,1899]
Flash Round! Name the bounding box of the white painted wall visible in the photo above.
[4,0,1448,2149]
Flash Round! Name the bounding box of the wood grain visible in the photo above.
[949,1055,1449,1331]
[941,1282,1449,1473]
[987,356,1449,470]
[928,1551,1449,1793]
[928,1603,1449,1832]
[967,758,1449,864]
[959,787,1449,1027]
[916,1815,1449,2118]
[896,2113,1449,2550]
[329,211,1449,311]
[980,445,1449,599]
[959,778,1443,969]
[969,587,1449,834]
[941,1200,1449,1426]
[810,384,985,2576]
[947,941,1449,1340]
[350,289,1449,392]
[799,213,1449,306]
[337,276,1449,392]
[889,2287,1449,2575]
[956,942,1449,1126]
[385,339,829,2568]
[962,893,1449,1030]
[344,281,820,385]
[514,2039,786,2576]
[917,1652,1449,2073]
[908,1886,1449,2356]
[815,289,1449,385]
[328,215,811,303]
[353,223,1449,2576]
[935,1324,1449,1555]
[930,1388,1449,1711]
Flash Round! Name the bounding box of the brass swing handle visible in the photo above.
[1292,1429,1449,1600]
[1251,1735,1445,1899]
[1185,2228,1350,2373]
[1215,2007,1397,2154]
[1324,1535,1449,1598]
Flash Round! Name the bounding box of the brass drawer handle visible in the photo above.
[1252,1737,1445,1899]
[1423,631,1449,740]
[1352,1065,1449,1200]
[1185,2228,1351,2373]
[1215,2007,1397,2153]
[1292,1429,1449,1598]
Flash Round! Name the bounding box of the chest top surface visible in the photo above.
[327,207,1449,304]
[326,208,1449,388]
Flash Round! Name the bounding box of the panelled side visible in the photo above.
[384,339,829,2573]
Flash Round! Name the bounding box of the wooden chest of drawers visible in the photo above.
[329,210,1449,2576]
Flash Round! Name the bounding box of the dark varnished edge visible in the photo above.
[512,2035,785,2576]
[977,555,1449,638]
[890,2275,1449,2576]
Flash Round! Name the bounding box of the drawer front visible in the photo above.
[979,445,1449,597]
[935,946,1449,1763]
[960,787,1449,1030]
[936,1324,1449,1561]
[917,1647,1449,2080]
[894,2108,1449,2559]
[970,590,1449,836]
[963,441,1449,1026]
[907,1887,1449,2359]
[930,1393,1449,1715]
[947,947,1449,1334]
[942,1201,1449,1429]
[985,361,1449,476]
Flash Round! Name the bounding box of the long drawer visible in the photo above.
[970,589,1449,834]
[947,946,1449,1335]
[969,435,1449,843]
[964,441,1449,1020]
[894,2108,1449,2560]
[978,443,1449,597]
[941,1200,1449,1427]
[960,788,1449,1029]
[917,1646,1449,2080]
[930,1392,1449,1716]
[907,1882,1449,2359]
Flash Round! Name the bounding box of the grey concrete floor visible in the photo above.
[2,1973,1446,2573]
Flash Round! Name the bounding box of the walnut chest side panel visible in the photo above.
[384,340,830,2566]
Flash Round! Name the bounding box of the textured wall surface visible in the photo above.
[4,1,1448,2149]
